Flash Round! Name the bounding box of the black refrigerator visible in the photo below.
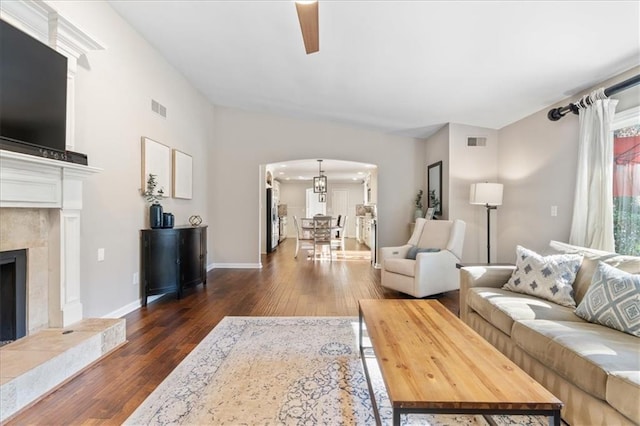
[266,188,279,253]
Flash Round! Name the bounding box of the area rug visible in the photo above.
[125,317,549,426]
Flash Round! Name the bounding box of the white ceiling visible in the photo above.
[108,0,639,139]
[108,1,639,180]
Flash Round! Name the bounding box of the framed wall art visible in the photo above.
[172,149,193,199]
[141,137,171,197]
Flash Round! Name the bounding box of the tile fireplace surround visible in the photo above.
[0,150,100,330]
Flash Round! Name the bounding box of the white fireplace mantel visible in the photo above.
[0,150,100,209]
[1,150,101,327]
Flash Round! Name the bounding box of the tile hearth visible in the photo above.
[0,318,126,422]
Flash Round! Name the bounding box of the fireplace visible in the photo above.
[0,249,27,345]
[0,0,101,334]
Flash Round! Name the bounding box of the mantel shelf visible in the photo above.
[0,149,101,175]
[0,149,101,209]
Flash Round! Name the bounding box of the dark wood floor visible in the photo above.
[8,238,459,425]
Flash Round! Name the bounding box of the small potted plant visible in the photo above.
[143,174,165,228]
[429,189,440,215]
[414,190,424,220]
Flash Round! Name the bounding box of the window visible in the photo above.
[612,106,640,255]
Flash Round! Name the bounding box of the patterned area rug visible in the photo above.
[125,317,549,426]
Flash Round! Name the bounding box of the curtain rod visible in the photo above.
[547,74,640,121]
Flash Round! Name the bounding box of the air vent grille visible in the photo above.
[151,99,167,118]
[467,137,487,147]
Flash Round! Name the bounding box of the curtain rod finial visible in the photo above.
[547,107,565,121]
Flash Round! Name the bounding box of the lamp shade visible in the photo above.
[470,183,503,206]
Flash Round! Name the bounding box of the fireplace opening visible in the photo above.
[1,249,27,346]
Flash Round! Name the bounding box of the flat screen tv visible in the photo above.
[0,20,68,153]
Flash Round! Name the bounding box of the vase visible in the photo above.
[150,203,163,229]
[162,212,174,228]
[414,209,423,220]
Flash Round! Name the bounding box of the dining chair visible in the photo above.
[312,215,333,261]
[331,215,348,251]
[293,216,313,258]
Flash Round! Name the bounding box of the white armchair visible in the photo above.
[380,219,466,298]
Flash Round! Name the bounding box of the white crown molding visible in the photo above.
[0,0,52,43]
[48,10,105,61]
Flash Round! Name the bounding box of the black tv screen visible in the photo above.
[0,20,67,152]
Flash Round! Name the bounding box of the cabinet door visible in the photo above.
[142,231,179,298]
[180,227,204,288]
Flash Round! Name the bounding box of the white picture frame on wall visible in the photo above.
[141,137,171,197]
[173,149,193,199]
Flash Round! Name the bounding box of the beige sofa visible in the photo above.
[460,242,640,425]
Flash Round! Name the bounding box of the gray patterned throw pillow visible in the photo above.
[503,245,583,307]
[575,261,640,337]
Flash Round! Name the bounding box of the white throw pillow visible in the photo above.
[503,245,583,308]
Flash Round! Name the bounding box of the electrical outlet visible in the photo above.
[551,206,558,217]
[133,272,139,285]
[97,248,105,262]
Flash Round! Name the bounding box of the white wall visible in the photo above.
[425,123,499,262]
[449,124,499,263]
[49,1,213,317]
[209,106,426,265]
[497,66,640,262]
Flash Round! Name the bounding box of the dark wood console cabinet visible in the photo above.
[140,225,207,307]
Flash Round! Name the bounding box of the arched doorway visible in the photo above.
[260,159,378,262]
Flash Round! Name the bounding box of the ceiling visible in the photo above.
[108,1,639,139]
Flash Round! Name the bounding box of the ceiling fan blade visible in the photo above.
[295,1,319,54]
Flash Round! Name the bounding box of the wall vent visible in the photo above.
[151,99,167,118]
[467,137,487,147]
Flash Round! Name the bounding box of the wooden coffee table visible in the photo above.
[358,299,562,425]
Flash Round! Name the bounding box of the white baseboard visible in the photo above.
[103,295,164,319]
[209,262,262,269]
[103,262,262,319]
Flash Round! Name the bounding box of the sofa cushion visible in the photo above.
[512,320,640,400]
[607,371,640,424]
[467,287,584,336]
[503,246,582,308]
[575,261,640,337]
[548,240,640,304]
[383,258,414,277]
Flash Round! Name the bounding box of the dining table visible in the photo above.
[300,217,341,238]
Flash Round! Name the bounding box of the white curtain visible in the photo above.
[569,88,618,251]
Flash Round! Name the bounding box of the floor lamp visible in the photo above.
[470,183,504,263]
